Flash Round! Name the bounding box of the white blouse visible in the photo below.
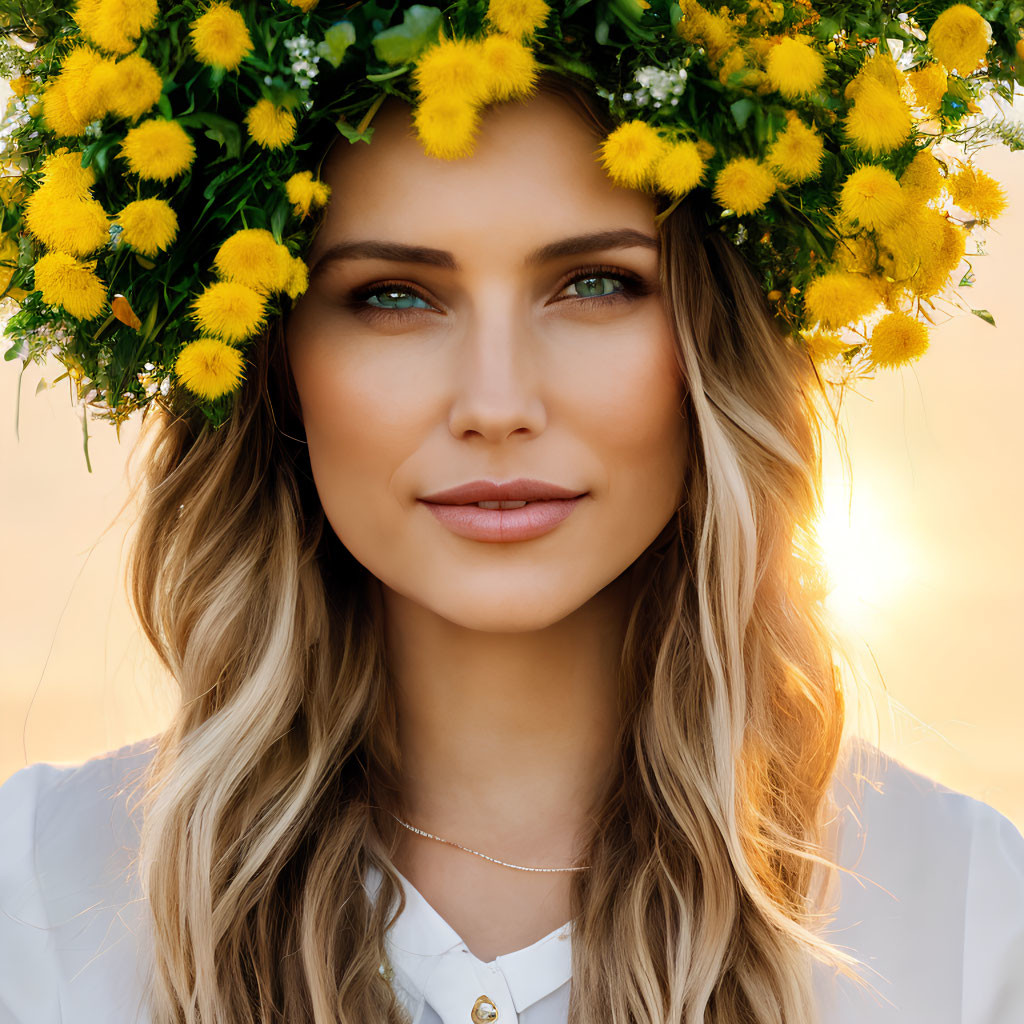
[1,736,1022,1024]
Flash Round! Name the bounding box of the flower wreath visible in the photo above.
[0,0,1021,467]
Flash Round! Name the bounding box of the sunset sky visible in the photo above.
[2,92,1023,834]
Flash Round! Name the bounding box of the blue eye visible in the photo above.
[364,287,433,310]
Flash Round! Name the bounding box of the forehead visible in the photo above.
[310,90,656,260]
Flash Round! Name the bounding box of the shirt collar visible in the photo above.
[364,864,573,1012]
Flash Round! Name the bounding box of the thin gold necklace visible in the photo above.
[390,812,590,873]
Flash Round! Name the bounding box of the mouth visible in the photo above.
[418,494,587,542]
[419,477,588,505]
[458,499,556,509]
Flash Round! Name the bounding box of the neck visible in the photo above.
[381,574,628,868]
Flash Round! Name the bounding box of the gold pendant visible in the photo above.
[471,994,498,1022]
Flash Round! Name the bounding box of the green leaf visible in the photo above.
[566,0,595,16]
[730,98,756,131]
[140,297,160,340]
[271,197,290,240]
[371,5,442,66]
[336,120,374,144]
[179,112,243,160]
[971,308,996,326]
[317,21,356,68]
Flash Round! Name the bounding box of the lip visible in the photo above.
[420,496,585,542]
[419,478,587,504]
[418,478,589,543]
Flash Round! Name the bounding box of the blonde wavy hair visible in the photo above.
[127,73,860,1024]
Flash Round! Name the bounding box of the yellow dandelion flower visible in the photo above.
[695,139,716,161]
[928,4,992,76]
[900,149,945,204]
[413,37,492,105]
[934,215,966,287]
[894,209,965,298]
[653,140,705,198]
[766,115,824,183]
[765,37,826,99]
[10,75,34,97]
[876,205,943,290]
[713,157,776,215]
[33,251,107,319]
[479,33,539,101]
[949,165,1008,221]
[869,311,929,369]
[286,171,331,218]
[244,100,297,149]
[73,0,102,38]
[0,234,19,294]
[40,150,96,198]
[804,271,879,328]
[485,0,550,39]
[286,256,309,299]
[74,0,157,53]
[684,10,736,64]
[75,0,156,54]
[1017,39,1024,63]
[845,51,904,102]
[599,120,667,190]
[190,2,254,71]
[214,229,294,294]
[106,53,163,119]
[414,93,481,160]
[0,171,24,206]
[116,198,178,256]
[844,76,912,156]
[839,165,904,230]
[717,47,746,87]
[835,234,877,276]
[121,119,196,180]
[801,328,848,363]
[174,337,246,400]
[191,281,267,341]
[25,190,109,256]
[907,62,947,114]
[285,0,318,9]
[57,45,116,125]
[703,15,736,65]
[42,81,88,138]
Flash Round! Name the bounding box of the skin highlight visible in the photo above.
[285,91,689,961]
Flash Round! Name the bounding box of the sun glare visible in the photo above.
[816,474,916,629]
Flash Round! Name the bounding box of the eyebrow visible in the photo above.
[308,228,660,281]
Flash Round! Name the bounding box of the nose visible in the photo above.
[446,297,548,443]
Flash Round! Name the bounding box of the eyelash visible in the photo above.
[346,264,652,323]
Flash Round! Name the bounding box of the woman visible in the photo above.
[2,2,1024,1022]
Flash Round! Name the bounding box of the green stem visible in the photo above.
[654,194,685,227]
[356,92,387,136]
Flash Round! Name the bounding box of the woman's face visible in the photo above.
[285,90,688,632]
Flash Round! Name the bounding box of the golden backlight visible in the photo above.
[816,473,919,630]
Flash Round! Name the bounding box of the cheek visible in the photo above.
[286,338,423,544]
[563,309,687,503]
